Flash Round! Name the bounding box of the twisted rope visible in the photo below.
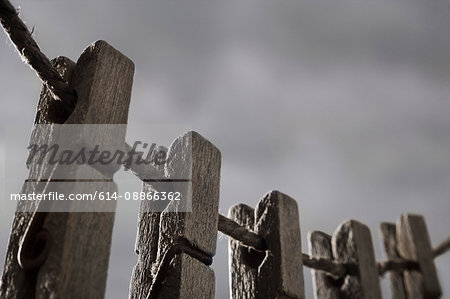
[0,0,76,112]
[217,214,450,278]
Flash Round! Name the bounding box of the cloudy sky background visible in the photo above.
[1,0,450,297]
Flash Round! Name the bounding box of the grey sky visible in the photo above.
[1,0,450,298]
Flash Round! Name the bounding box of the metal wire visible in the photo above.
[146,237,213,299]
[17,212,51,270]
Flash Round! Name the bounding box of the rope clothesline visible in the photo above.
[0,0,76,112]
[219,213,450,278]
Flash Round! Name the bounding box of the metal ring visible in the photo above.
[17,212,52,270]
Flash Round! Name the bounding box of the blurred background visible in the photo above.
[1,0,450,297]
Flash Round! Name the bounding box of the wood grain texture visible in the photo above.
[38,40,133,299]
[379,222,407,299]
[308,231,339,299]
[228,204,260,299]
[157,131,221,255]
[129,158,165,298]
[157,131,220,299]
[129,131,221,299]
[332,220,381,299]
[129,145,177,299]
[66,40,134,125]
[157,254,215,299]
[254,191,304,299]
[0,56,75,299]
[129,206,161,298]
[396,214,441,298]
[1,40,134,299]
